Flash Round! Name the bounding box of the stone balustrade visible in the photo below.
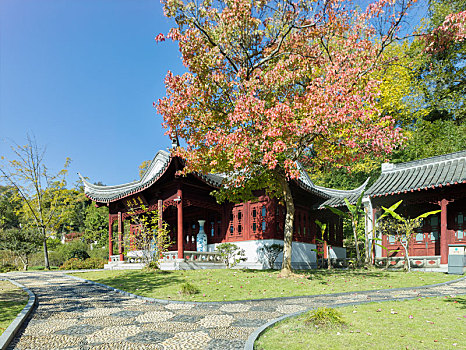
[160,251,222,263]
[183,251,222,263]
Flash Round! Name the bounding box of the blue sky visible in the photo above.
[0,0,428,188]
[0,0,185,187]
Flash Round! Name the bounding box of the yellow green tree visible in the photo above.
[0,136,71,270]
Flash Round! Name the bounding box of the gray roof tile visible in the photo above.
[366,150,466,197]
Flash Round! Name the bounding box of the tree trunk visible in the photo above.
[365,233,371,266]
[41,227,50,270]
[403,243,410,272]
[353,220,361,266]
[280,177,295,277]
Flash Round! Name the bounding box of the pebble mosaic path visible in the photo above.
[2,271,465,350]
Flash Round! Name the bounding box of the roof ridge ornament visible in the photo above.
[381,162,395,172]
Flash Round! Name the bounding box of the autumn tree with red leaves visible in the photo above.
[156,0,417,276]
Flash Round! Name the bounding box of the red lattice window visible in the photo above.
[229,205,244,236]
[250,202,267,235]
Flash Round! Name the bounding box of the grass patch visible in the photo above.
[0,281,28,336]
[70,268,458,302]
[255,296,466,350]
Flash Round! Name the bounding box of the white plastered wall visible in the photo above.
[207,239,346,269]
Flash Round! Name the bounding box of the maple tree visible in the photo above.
[156,0,419,276]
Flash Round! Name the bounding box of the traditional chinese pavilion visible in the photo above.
[365,150,466,268]
[81,148,366,269]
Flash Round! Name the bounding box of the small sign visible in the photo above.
[449,246,465,255]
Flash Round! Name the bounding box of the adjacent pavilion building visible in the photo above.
[365,150,466,268]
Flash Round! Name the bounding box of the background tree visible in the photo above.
[0,135,70,270]
[0,186,21,230]
[83,204,109,247]
[312,2,466,188]
[157,0,415,276]
[0,227,41,270]
[138,160,151,179]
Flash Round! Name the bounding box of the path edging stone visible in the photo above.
[0,277,36,350]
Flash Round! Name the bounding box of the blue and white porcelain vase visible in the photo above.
[196,220,207,252]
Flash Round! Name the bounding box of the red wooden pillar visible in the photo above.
[177,189,184,259]
[118,211,124,261]
[440,199,449,264]
[158,199,163,259]
[108,214,113,261]
[158,199,163,231]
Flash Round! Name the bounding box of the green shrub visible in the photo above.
[0,263,19,273]
[215,242,246,268]
[82,258,105,269]
[304,307,346,327]
[46,237,62,250]
[59,257,105,270]
[69,249,90,261]
[29,250,67,268]
[88,246,109,261]
[143,260,159,271]
[179,282,199,295]
[58,240,89,260]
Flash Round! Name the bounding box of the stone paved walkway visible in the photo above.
[2,271,465,350]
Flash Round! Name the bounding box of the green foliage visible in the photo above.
[259,243,283,269]
[379,200,441,271]
[58,240,90,261]
[391,119,466,164]
[88,247,109,261]
[59,257,105,270]
[0,135,71,270]
[138,160,151,179]
[0,263,19,273]
[0,186,21,230]
[123,206,171,267]
[46,237,62,250]
[179,282,199,295]
[69,249,90,261]
[325,191,365,266]
[144,260,159,271]
[84,204,108,247]
[0,227,41,270]
[303,307,346,327]
[415,0,466,125]
[215,243,246,268]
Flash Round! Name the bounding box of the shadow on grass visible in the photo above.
[0,290,28,326]
[443,296,466,309]
[90,270,184,296]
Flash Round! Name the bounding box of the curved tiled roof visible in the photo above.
[366,150,466,197]
[80,150,172,203]
[318,178,370,208]
[81,150,369,205]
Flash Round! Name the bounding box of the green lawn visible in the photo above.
[0,280,28,336]
[255,296,466,350]
[71,269,458,302]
